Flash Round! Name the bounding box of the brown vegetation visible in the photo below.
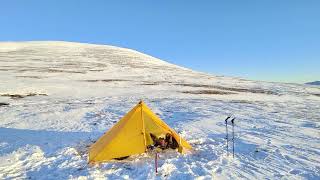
[181,90,236,95]
[0,102,9,106]
[175,83,277,95]
[83,79,130,82]
[16,76,44,79]
[1,93,48,99]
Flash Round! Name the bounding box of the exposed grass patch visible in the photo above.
[142,82,160,85]
[16,76,44,79]
[175,83,213,88]
[1,93,48,99]
[88,69,104,72]
[181,90,236,95]
[312,93,320,97]
[176,83,277,95]
[141,81,170,85]
[229,100,255,104]
[45,69,85,74]
[140,81,174,86]
[0,102,9,106]
[0,69,14,71]
[83,79,130,82]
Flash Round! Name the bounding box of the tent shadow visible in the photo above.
[204,132,270,161]
[0,127,97,156]
[0,127,103,179]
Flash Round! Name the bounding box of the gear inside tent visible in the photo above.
[89,101,192,163]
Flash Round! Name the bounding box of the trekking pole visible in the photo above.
[225,116,230,156]
[231,118,235,158]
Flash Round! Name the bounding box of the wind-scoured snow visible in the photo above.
[0,41,319,179]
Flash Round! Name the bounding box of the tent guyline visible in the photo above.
[89,101,192,163]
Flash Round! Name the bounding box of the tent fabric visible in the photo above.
[89,101,192,163]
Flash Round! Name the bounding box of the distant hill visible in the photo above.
[306,81,320,85]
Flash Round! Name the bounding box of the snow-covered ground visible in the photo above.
[0,41,319,179]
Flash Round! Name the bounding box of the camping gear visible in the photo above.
[88,101,192,163]
[225,116,230,156]
[231,118,235,158]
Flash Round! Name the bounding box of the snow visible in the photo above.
[306,81,320,86]
[0,41,319,179]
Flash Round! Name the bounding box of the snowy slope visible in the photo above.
[306,81,320,86]
[0,41,319,179]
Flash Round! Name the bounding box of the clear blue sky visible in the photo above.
[1,1,319,83]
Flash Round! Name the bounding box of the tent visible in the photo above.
[89,101,192,163]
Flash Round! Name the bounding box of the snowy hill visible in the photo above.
[0,41,319,179]
[306,81,320,86]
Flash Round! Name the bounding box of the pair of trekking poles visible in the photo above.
[225,116,235,158]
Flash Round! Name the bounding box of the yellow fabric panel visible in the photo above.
[94,107,145,161]
[89,101,192,163]
[143,112,170,146]
[89,103,145,162]
[141,103,192,150]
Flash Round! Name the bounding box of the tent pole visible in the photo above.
[141,103,147,151]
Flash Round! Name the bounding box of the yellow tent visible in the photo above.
[89,101,192,163]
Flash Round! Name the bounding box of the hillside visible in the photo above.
[306,81,320,86]
[0,42,319,179]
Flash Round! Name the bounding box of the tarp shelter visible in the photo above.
[89,101,192,163]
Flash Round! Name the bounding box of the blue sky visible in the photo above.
[1,1,319,83]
